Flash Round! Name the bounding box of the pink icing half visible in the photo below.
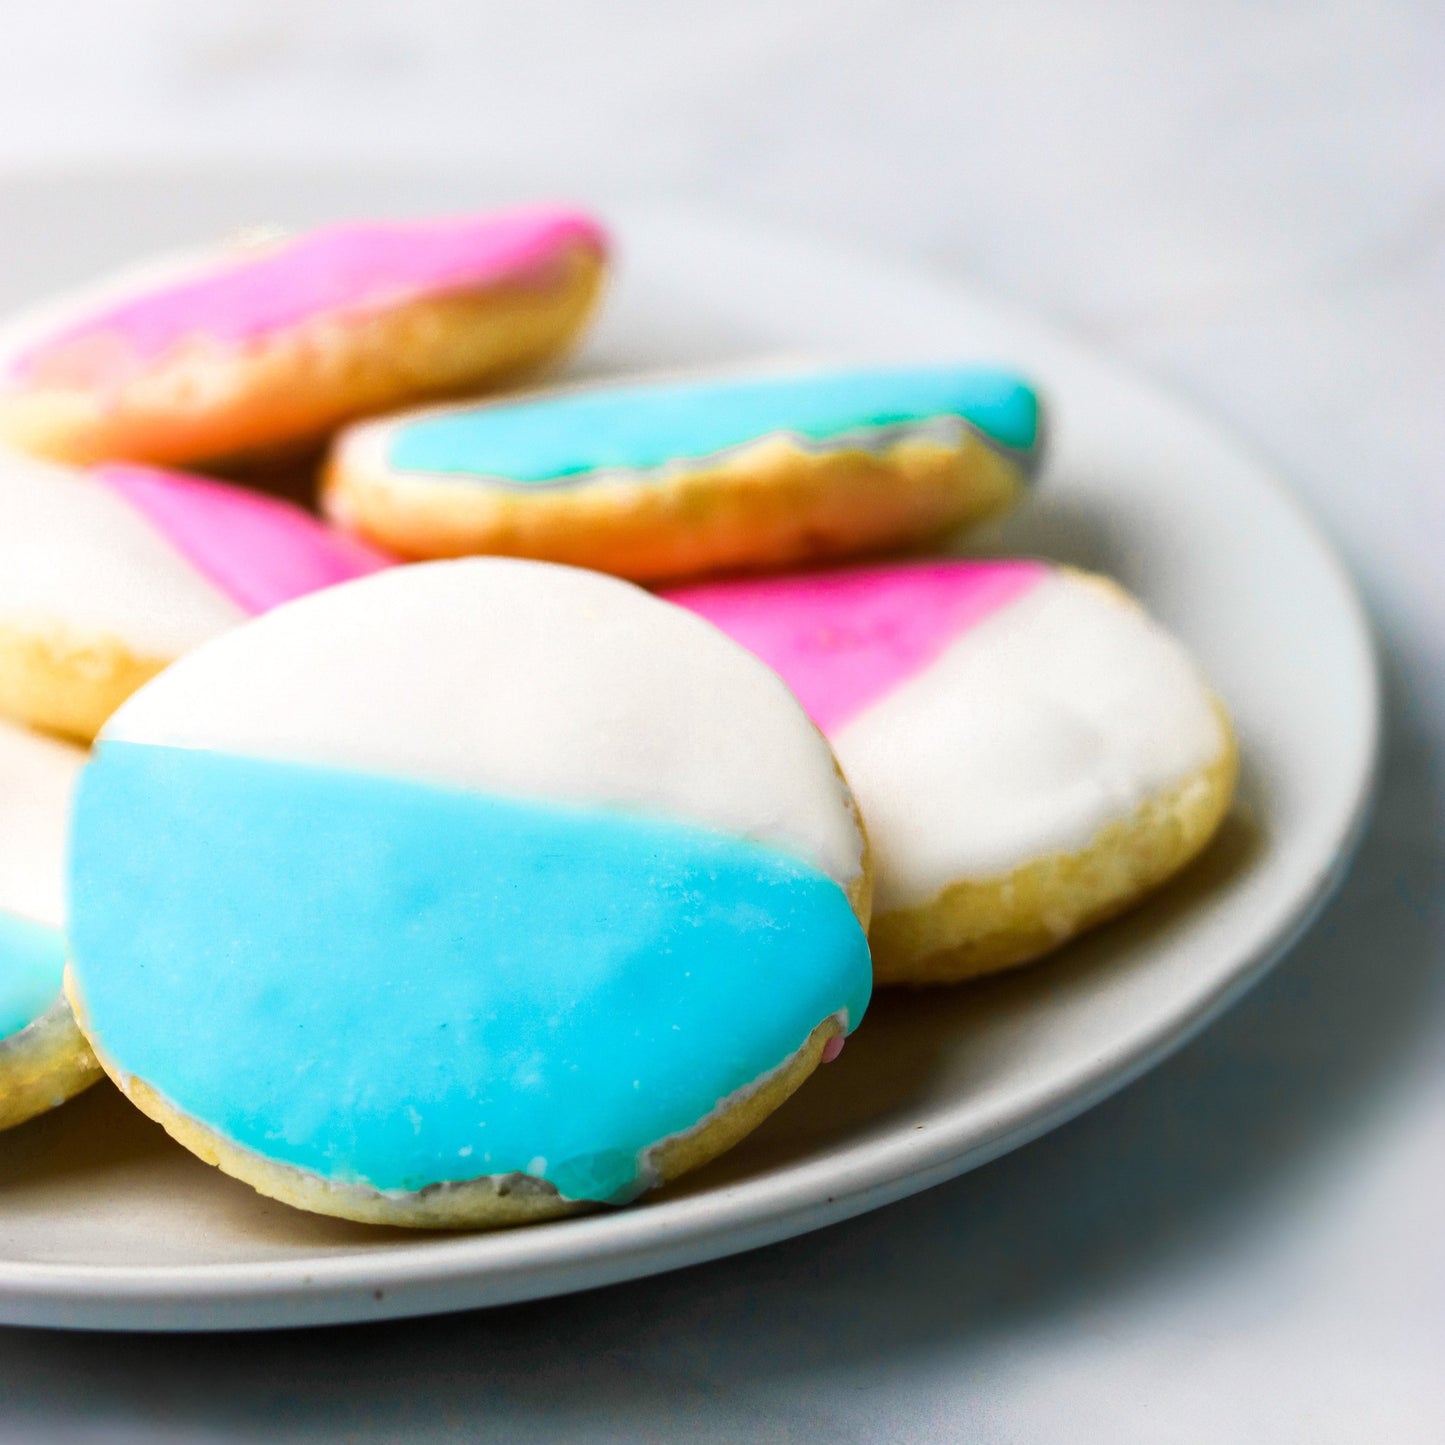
[97,464,393,616]
[667,560,1046,734]
[821,1035,846,1064]
[12,208,608,384]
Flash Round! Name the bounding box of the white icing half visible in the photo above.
[104,558,865,887]
[0,453,245,656]
[0,718,84,927]
[835,572,1227,912]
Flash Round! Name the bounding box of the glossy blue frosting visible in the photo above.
[388,365,1041,483]
[69,742,871,1203]
[0,910,65,1042]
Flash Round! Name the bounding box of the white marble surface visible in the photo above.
[0,2,1442,1439]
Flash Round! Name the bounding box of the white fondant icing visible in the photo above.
[0,453,245,656]
[104,558,865,887]
[834,571,1227,911]
[0,718,84,926]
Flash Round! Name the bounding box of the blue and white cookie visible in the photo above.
[0,719,101,1131]
[66,559,873,1227]
[323,365,1044,582]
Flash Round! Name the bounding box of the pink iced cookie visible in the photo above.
[0,455,392,741]
[668,559,1238,983]
[0,207,609,467]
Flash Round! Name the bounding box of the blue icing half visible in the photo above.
[69,742,871,1203]
[388,365,1041,483]
[0,910,66,1042]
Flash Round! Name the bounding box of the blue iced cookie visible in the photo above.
[67,559,873,1227]
[324,364,1044,582]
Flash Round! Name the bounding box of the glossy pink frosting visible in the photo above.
[667,560,1045,733]
[97,464,393,616]
[11,208,608,384]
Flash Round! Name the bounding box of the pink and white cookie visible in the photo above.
[0,455,391,741]
[669,559,1238,984]
[0,208,608,467]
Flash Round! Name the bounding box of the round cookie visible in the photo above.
[668,559,1237,984]
[0,719,101,1132]
[0,455,390,741]
[323,365,1043,581]
[0,208,608,467]
[67,558,873,1228]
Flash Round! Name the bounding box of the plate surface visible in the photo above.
[0,169,1377,1331]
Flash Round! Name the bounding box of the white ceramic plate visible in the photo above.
[0,170,1377,1331]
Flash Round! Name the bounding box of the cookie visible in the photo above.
[323,365,1043,581]
[67,559,873,1227]
[669,559,1237,984]
[0,208,608,467]
[0,719,101,1132]
[0,455,390,741]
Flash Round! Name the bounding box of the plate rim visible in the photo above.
[0,175,1381,1330]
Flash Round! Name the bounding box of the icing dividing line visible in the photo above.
[96,464,392,617]
[667,559,1047,733]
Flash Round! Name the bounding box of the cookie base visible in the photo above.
[0,621,167,743]
[870,715,1239,985]
[0,996,103,1133]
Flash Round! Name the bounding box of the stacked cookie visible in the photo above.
[0,205,1235,1227]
